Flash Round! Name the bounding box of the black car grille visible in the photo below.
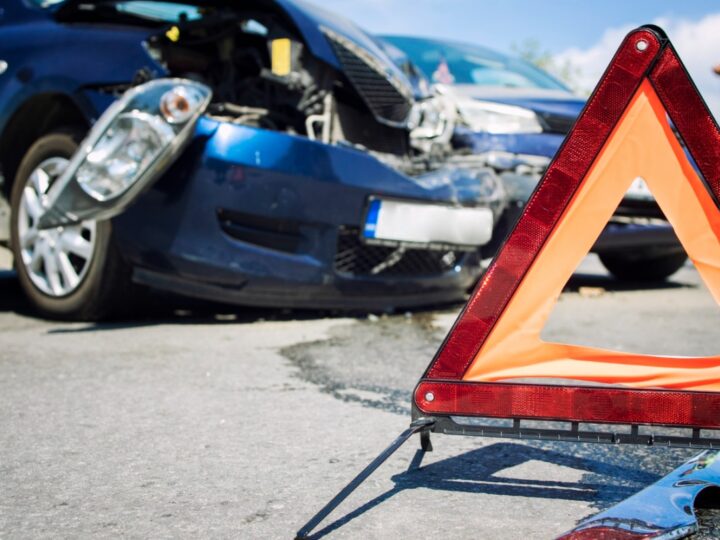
[324,31,412,126]
[537,111,576,135]
[334,228,460,277]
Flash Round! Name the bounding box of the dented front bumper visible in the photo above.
[32,80,508,309]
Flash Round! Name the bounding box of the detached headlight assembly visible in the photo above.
[39,79,211,228]
[458,99,542,134]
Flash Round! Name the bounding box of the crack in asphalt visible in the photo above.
[282,335,413,415]
[281,312,442,416]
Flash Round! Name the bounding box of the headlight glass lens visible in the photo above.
[71,80,211,202]
[459,100,543,134]
[77,112,175,201]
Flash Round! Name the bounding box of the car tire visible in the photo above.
[598,251,688,282]
[10,130,134,320]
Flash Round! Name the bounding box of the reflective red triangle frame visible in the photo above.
[414,25,720,430]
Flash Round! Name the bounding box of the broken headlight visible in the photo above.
[38,79,212,228]
[75,111,175,201]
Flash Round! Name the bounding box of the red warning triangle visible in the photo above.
[414,26,720,429]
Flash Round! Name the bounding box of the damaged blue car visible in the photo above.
[0,0,506,319]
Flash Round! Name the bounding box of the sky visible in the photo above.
[329,0,720,116]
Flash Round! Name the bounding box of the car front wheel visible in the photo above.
[598,250,688,282]
[10,130,133,320]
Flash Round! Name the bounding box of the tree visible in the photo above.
[511,39,585,94]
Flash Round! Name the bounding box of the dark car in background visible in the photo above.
[383,35,688,281]
[0,1,507,319]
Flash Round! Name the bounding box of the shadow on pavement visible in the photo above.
[0,271,32,315]
[0,270,459,333]
[0,270,329,330]
[308,441,659,539]
[564,272,693,293]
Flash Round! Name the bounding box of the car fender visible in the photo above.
[0,21,161,135]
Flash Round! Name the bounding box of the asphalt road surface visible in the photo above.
[2,250,720,539]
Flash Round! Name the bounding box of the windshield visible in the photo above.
[30,0,201,21]
[115,1,200,22]
[382,36,569,91]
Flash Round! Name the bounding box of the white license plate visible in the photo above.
[362,199,493,247]
[625,176,654,201]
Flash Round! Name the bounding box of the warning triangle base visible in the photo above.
[412,402,720,448]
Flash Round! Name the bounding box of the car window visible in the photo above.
[115,1,200,22]
[26,0,67,7]
[384,36,569,91]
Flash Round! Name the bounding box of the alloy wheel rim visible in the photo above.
[17,157,97,297]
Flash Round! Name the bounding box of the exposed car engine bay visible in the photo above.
[146,10,334,135]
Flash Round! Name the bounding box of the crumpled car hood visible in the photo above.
[55,0,417,99]
[448,84,586,120]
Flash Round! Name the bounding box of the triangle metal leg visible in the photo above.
[295,417,435,539]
